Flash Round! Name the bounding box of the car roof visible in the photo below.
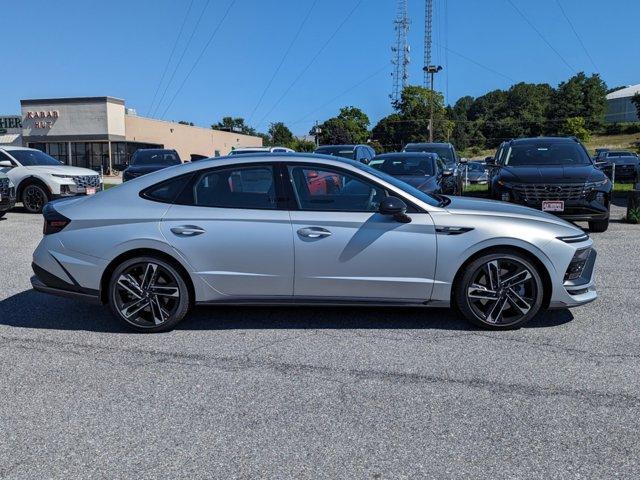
[509,136,579,145]
[315,145,358,149]
[0,146,38,151]
[374,152,437,159]
[405,142,453,148]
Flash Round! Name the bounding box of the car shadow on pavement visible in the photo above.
[0,289,574,333]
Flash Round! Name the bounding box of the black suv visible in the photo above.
[123,149,182,182]
[403,142,463,195]
[489,137,612,232]
[596,150,639,182]
[314,145,376,164]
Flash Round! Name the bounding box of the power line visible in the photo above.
[432,41,516,82]
[147,0,195,116]
[247,0,319,123]
[160,0,237,119]
[289,64,388,126]
[152,0,212,118]
[554,0,599,72]
[256,0,364,129]
[506,0,576,74]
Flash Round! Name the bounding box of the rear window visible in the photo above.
[133,150,181,166]
[142,174,193,203]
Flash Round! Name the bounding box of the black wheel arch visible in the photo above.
[17,176,51,200]
[451,245,553,310]
[100,248,195,306]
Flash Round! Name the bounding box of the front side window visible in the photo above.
[191,166,276,209]
[288,165,385,212]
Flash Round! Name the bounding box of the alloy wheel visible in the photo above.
[466,258,538,326]
[113,262,181,328]
[23,185,47,213]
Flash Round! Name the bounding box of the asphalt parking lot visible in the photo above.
[0,202,638,479]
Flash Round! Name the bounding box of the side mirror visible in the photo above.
[442,169,454,177]
[379,196,411,223]
[0,160,13,168]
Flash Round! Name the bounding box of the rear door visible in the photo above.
[159,163,294,300]
[286,163,437,301]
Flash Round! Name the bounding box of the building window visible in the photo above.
[111,142,127,169]
[71,142,109,172]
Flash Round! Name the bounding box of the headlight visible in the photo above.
[585,178,609,189]
[497,180,512,188]
[51,174,75,179]
[565,247,592,281]
[8,180,14,188]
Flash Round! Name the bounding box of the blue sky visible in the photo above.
[2,0,639,135]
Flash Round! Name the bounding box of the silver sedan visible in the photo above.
[31,154,597,332]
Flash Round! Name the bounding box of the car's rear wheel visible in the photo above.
[22,184,49,213]
[455,251,544,329]
[588,219,609,232]
[108,256,190,332]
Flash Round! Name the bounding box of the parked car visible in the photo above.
[314,145,376,164]
[0,171,16,218]
[402,142,464,195]
[464,161,489,184]
[369,152,449,194]
[489,137,612,232]
[0,146,103,213]
[123,149,182,182]
[32,153,596,332]
[598,152,640,182]
[229,147,295,155]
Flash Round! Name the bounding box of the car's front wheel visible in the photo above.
[455,251,544,329]
[108,256,191,332]
[22,183,49,213]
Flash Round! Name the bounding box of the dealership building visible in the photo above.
[0,96,262,171]
[605,84,640,123]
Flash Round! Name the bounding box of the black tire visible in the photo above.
[0,211,5,219]
[588,219,609,233]
[455,251,544,330]
[108,256,191,333]
[21,183,49,214]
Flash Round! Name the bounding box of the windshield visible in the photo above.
[610,156,638,164]
[370,156,435,176]
[230,149,266,155]
[353,162,441,207]
[133,151,181,166]
[467,162,485,172]
[404,145,455,165]
[315,146,355,160]
[504,143,592,166]
[9,149,62,166]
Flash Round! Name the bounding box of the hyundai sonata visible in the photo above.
[31,154,597,332]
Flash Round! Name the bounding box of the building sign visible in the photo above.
[0,116,22,129]
[25,110,60,129]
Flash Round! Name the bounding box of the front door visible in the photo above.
[286,164,437,301]
[160,164,294,300]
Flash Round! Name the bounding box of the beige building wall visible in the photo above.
[125,115,262,160]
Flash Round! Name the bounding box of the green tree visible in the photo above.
[313,106,370,145]
[559,116,591,142]
[291,138,316,152]
[178,120,194,126]
[212,117,257,135]
[552,72,607,131]
[268,122,295,147]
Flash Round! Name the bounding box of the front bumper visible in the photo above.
[550,248,598,308]
[0,192,16,212]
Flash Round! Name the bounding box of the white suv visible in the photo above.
[0,146,103,213]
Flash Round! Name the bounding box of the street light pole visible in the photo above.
[423,65,442,142]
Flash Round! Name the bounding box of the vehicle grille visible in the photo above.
[614,165,637,177]
[0,178,11,197]
[511,183,586,201]
[72,175,101,188]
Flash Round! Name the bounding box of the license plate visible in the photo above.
[86,187,96,195]
[542,200,564,212]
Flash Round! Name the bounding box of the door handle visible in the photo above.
[297,227,332,238]
[170,225,206,236]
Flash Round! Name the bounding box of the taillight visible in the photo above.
[42,203,71,235]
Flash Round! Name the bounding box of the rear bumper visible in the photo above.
[31,262,100,304]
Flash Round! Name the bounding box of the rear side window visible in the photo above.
[190,166,277,209]
[142,174,193,203]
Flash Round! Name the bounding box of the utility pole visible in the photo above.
[423,0,433,87]
[390,0,410,104]
[313,121,321,148]
[423,65,442,142]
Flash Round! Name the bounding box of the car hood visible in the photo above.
[24,165,100,176]
[498,165,604,183]
[395,175,438,192]
[443,195,580,230]
[466,171,488,179]
[125,164,173,174]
